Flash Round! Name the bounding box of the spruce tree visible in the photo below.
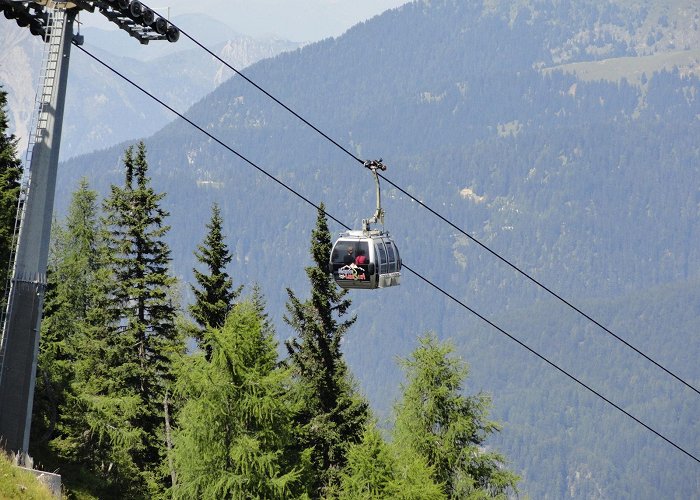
[0,86,22,290]
[393,333,519,498]
[284,203,369,495]
[189,202,240,358]
[171,299,310,499]
[101,142,183,493]
[31,179,101,450]
[68,254,145,497]
[31,179,140,496]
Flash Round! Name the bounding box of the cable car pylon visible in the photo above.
[330,159,402,290]
[0,0,181,461]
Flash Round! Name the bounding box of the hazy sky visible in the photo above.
[83,0,412,42]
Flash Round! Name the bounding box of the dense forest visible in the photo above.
[2,126,519,496]
[2,0,700,497]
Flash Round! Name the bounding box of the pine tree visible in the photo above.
[0,86,22,290]
[189,202,240,358]
[101,142,183,493]
[284,203,369,495]
[393,333,519,498]
[171,299,310,499]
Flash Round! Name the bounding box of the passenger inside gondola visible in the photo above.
[343,245,354,264]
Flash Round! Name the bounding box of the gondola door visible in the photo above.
[330,237,375,289]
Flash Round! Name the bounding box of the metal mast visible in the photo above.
[0,5,75,455]
[0,0,180,458]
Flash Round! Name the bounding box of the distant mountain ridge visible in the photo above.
[0,13,301,159]
[43,1,700,498]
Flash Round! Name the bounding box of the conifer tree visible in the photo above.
[393,333,519,498]
[68,256,146,497]
[31,179,141,496]
[171,299,310,499]
[251,281,274,339]
[32,179,101,449]
[338,427,394,500]
[284,203,369,495]
[189,202,240,357]
[101,142,183,492]
[0,86,22,289]
[338,426,445,500]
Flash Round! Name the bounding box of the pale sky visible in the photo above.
[82,0,412,42]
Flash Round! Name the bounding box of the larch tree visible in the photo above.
[0,86,22,290]
[101,141,183,494]
[393,333,519,499]
[338,425,445,500]
[189,202,241,358]
[171,299,310,499]
[284,203,369,496]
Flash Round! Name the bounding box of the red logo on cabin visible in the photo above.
[338,264,366,281]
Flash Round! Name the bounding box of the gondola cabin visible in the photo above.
[330,230,401,289]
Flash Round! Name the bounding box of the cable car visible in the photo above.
[330,160,402,289]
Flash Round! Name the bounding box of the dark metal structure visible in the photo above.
[0,0,178,458]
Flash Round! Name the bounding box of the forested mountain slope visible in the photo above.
[55,1,700,497]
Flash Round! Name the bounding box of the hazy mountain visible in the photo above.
[151,0,412,41]
[78,13,250,61]
[45,0,700,497]
[0,12,301,159]
[0,21,45,163]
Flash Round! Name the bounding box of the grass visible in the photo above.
[542,49,700,85]
[0,452,55,499]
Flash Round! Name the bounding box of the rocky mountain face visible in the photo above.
[0,24,43,161]
[0,13,301,159]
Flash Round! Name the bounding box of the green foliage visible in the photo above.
[34,3,700,496]
[26,160,526,499]
[30,178,144,497]
[0,451,55,499]
[388,446,448,500]
[97,141,183,493]
[171,299,310,499]
[63,287,148,498]
[338,427,394,499]
[0,86,22,291]
[338,426,445,500]
[284,204,369,495]
[189,202,241,357]
[250,282,273,337]
[393,333,519,498]
[102,141,180,386]
[32,179,102,448]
